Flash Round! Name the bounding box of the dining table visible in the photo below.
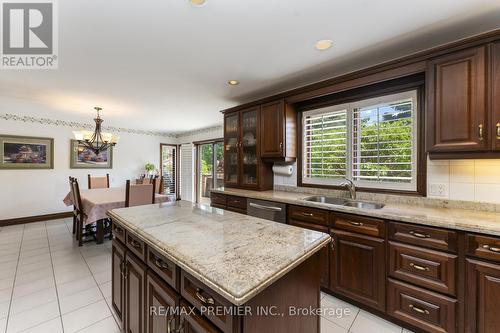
[63,187,171,242]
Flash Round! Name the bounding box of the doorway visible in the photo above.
[196,140,223,204]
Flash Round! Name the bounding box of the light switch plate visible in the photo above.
[428,183,448,197]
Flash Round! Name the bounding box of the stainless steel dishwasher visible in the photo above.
[247,198,287,223]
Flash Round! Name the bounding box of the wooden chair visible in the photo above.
[69,177,78,235]
[125,180,155,207]
[88,174,110,189]
[71,177,87,246]
[149,175,164,194]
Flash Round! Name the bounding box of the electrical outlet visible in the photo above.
[429,183,448,197]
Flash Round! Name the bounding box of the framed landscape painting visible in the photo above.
[70,140,113,169]
[0,135,54,169]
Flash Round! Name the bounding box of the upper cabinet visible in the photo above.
[426,46,488,154]
[260,99,297,162]
[223,107,273,190]
[493,42,500,151]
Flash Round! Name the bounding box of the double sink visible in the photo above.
[302,196,385,210]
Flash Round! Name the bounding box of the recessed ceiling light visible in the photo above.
[228,80,239,86]
[315,39,333,51]
[189,0,206,6]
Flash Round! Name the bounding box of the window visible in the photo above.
[161,144,178,199]
[302,90,418,192]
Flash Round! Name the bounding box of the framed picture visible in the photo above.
[0,135,54,169]
[70,140,113,169]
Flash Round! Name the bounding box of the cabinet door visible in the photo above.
[224,112,240,186]
[260,100,284,158]
[466,258,500,333]
[427,46,488,152]
[126,253,147,333]
[112,240,126,327]
[240,107,260,188]
[289,219,330,289]
[179,301,221,333]
[331,229,386,311]
[146,272,179,333]
[493,42,500,151]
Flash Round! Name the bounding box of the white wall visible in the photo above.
[0,119,175,219]
[274,158,500,204]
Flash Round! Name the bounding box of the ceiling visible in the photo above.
[1,0,500,134]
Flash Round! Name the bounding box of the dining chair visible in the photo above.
[88,174,110,189]
[125,180,156,207]
[149,175,164,194]
[71,177,87,246]
[69,177,78,235]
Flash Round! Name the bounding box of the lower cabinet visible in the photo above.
[330,229,386,311]
[125,251,147,333]
[146,272,180,333]
[465,259,500,333]
[179,300,222,333]
[112,240,126,327]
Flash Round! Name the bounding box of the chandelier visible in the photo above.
[73,107,119,155]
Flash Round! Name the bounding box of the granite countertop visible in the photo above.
[108,201,331,306]
[211,188,500,236]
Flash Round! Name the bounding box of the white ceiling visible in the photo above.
[1,0,500,134]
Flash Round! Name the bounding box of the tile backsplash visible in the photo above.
[274,158,500,204]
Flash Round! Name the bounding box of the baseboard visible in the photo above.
[0,212,73,227]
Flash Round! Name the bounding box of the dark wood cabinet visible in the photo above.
[427,46,488,153]
[223,108,273,190]
[260,100,284,158]
[146,271,180,333]
[112,240,126,327]
[330,229,386,311]
[465,258,500,333]
[492,42,500,151]
[125,252,147,333]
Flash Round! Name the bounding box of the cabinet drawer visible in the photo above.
[288,205,328,226]
[388,222,458,252]
[466,233,500,262]
[147,247,179,291]
[180,271,235,333]
[210,192,227,207]
[112,222,126,244]
[226,195,246,210]
[332,213,384,238]
[388,242,457,296]
[126,232,146,261]
[387,279,457,333]
[180,300,222,333]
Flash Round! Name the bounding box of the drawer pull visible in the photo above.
[129,239,142,250]
[330,238,335,251]
[301,212,314,217]
[409,304,430,315]
[195,288,215,305]
[154,258,169,270]
[232,200,240,203]
[496,122,500,139]
[478,124,484,141]
[482,244,500,253]
[348,221,363,227]
[410,263,430,271]
[409,230,430,239]
[114,226,123,234]
[167,317,175,333]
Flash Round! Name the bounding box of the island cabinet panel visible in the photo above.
[330,229,386,311]
[387,278,457,333]
[427,46,489,153]
[465,258,500,333]
[492,42,500,151]
[112,240,126,327]
[146,271,180,333]
[179,301,222,333]
[126,232,147,261]
[147,247,180,291]
[125,252,147,333]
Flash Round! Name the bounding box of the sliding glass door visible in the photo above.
[160,144,178,199]
[196,141,223,204]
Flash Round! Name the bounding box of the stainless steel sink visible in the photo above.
[302,196,347,205]
[302,196,384,209]
[343,201,385,209]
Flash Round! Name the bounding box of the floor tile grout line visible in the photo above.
[4,224,26,333]
[73,315,113,333]
[47,221,67,333]
[347,308,360,332]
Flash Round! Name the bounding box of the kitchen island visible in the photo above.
[108,201,331,333]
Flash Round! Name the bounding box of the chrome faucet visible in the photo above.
[340,179,356,200]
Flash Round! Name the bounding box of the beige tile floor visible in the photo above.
[0,219,413,333]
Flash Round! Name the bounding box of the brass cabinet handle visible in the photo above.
[482,244,500,253]
[167,317,175,333]
[279,142,283,152]
[129,239,142,249]
[121,261,128,280]
[301,212,314,217]
[348,221,363,227]
[177,317,185,333]
[330,238,335,251]
[195,288,215,305]
[409,304,429,315]
[496,122,500,139]
[154,258,169,270]
[114,226,123,234]
[410,263,430,271]
[409,230,430,239]
[478,124,484,141]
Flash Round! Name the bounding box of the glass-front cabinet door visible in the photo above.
[224,113,239,186]
[240,107,259,187]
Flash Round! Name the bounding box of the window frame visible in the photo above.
[297,82,426,196]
